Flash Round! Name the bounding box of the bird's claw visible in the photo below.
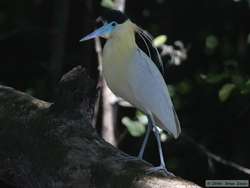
[146,166,175,177]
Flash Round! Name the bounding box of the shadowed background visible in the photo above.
[0,0,250,186]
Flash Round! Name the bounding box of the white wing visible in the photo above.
[129,48,181,138]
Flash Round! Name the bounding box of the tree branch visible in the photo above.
[182,134,250,175]
[0,66,201,188]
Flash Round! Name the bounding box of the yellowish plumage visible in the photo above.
[102,20,181,138]
[103,21,138,105]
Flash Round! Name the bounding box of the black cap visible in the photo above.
[99,8,128,24]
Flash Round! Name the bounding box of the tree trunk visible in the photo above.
[0,66,201,188]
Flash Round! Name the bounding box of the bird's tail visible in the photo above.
[154,107,181,139]
[172,108,181,138]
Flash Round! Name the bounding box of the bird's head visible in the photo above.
[80,9,129,42]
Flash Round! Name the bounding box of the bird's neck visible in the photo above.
[109,20,137,50]
[102,20,137,70]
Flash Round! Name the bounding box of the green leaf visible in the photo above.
[153,35,167,47]
[218,83,236,102]
[177,81,192,95]
[204,73,229,84]
[205,35,218,50]
[136,111,148,125]
[240,79,250,95]
[122,117,146,137]
[101,0,114,9]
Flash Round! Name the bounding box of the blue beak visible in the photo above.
[79,22,117,42]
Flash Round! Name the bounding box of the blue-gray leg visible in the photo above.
[118,115,152,162]
[147,113,175,176]
[138,117,152,159]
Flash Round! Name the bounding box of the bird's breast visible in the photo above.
[102,40,137,104]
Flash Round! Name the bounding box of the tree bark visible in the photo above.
[0,66,201,188]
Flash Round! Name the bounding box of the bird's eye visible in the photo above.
[111,22,117,27]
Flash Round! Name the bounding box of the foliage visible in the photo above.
[218,83,236,102]
[101,0,115,9]
[153,35,167,47]
[122,112,147,137]
[122,111,169,142]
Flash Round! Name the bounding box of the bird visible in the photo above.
[80,9,181,175]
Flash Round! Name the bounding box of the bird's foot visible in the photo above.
[146,165,175,177]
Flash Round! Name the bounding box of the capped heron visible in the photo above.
[80,9,181,175]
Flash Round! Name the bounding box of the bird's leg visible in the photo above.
[117,115,153,162]
[153,126,166,168]
[147,113,175,176]
[138,118,152,159]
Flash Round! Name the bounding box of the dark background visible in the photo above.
[0,0,249,186]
